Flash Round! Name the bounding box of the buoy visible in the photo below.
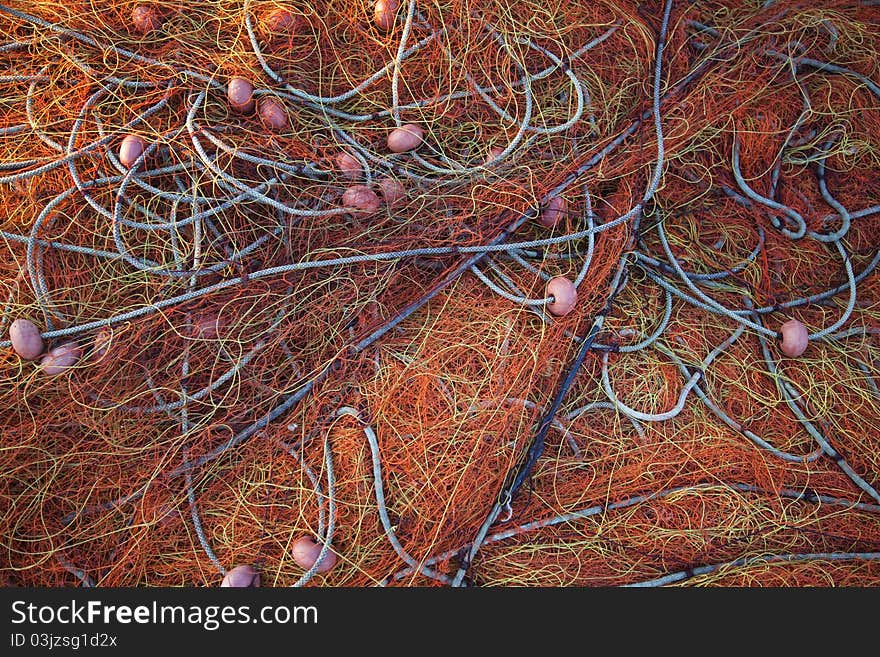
[220,564,260,587]
[131,5,162,35]
[374,0,400,31]
[540,196,567,228]
[342,185,381,213]
[387,123,424,153]
[227,78,255,114]
[546,277,578,316]
[9,318,44,360]
[779,319,809,358]
[377,176,405,207]
[264,8,295,33]
[118,135,146,168]
[258,98,288,131]
[291,536,337,573]
[40,342,82,375]
[335,151,362,179]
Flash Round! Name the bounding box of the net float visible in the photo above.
[92,328,113,360]
[263,7,295,33]
[118,134,146,168]
[291,536,337,573]
[131,5,162,35]
[342,185,381,213]
[546,276,578,316]
[540,196,567,228]
[192,314,225,340]
[374,0,400,31]
[40,342,82,376]
[258,97,288,131]
[335,151,362,179]
[377,176,406,207]
[9,318,44,360]
[220,564,260,587]
[387,123,424,153]
[779,319,809,357]
[227,78,255,113]
[484,146,505,165]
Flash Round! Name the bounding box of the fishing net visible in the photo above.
[1,0,879,587]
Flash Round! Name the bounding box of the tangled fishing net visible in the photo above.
[1,0,879,588]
